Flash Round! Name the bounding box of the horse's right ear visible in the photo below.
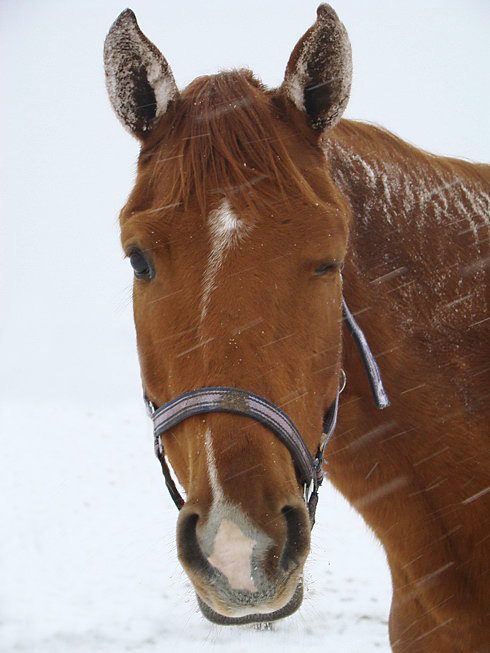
[282,4,352,134]
[104,9,179,139]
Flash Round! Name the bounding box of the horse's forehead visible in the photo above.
[128,122,347,245]
[166,196,337,244]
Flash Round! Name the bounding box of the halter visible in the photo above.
[145,299,389,527]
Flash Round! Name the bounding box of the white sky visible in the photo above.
[1,1,489,405]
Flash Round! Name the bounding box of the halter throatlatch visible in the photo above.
[146,298,389,527]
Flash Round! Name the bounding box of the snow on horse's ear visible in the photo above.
[104,9,179,138]
[282,4,352,133]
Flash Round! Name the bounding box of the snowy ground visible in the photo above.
[1,401,391,653]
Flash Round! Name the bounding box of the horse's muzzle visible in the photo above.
[176,502,309,624]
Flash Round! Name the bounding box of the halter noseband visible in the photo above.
[146,299,389,527]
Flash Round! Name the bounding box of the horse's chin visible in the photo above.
[196,581,303,626]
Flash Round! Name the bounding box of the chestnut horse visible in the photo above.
[104,5,489,651]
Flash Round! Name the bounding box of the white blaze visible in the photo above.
[204,428,225,506]
[200,199,249,321]
[204,429,259,592]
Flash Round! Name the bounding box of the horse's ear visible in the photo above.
[104,9,179,138]
[282,4,352,133]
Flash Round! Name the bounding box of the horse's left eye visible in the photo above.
[129,248,153,279]
[314,262,343,276]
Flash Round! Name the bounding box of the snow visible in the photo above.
[1,2,488,651]
[1,402,391,652]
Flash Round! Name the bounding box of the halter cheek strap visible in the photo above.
[146,298,389,527]
[342,299,390,409]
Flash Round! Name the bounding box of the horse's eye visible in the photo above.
[314,261,343,276]
[129,248,153,279]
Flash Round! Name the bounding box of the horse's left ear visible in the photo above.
[104,9,179,138]
[282,4,352,133]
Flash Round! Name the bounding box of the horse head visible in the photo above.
[104,4,352,624]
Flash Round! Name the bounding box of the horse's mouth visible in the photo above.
[196,581,303,626]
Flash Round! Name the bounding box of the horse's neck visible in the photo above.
[324,118,489,469]
[326,121,488,373]
[323,122,489,629]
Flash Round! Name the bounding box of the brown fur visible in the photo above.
[133,72,326,216]
[119,70,489,650]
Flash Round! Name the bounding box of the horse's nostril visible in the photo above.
[177,510,211,576]
[280,504,310,571]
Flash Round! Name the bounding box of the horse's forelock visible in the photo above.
[139,70,325,217]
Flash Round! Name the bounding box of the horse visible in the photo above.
[104,5,489,651]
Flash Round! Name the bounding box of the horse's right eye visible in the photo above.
[313,261,344,277]
[129,248,154,280]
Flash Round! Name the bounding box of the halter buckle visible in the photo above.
[145,395,156,417]
[304,479,315,504]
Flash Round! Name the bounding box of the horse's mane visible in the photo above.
[141,70,322,215]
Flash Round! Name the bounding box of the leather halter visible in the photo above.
[145,298,389,527]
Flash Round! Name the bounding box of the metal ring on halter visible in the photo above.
[339,369,347,394]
